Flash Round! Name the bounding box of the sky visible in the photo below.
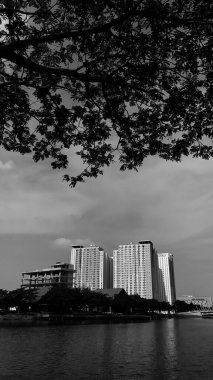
[0,147,213,297]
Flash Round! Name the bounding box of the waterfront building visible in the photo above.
[94,288,129,313]
[21,262,75,289]
[94,288,128,299]
[70,245,112,290]
[113,241,159,299]
[177,295,213,310]
[157,253,176,305]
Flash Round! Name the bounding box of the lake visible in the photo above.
[0,318,212,379]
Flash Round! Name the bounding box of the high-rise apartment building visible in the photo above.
[157,253,176,305]
[113,241,159,299]
[70,245,112,290]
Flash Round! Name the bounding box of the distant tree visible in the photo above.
[0,1,213,186]
[129,294,148,314]
[38,286,84,313]
[2,288,37,312]
[112,292,131,313]
[85,291,110,312]
[38,287,111,313]
[158,301,171,313]
[145,298,160,313]
[0,289,8,298]
[0,289,8,309]
[173,300,195,313]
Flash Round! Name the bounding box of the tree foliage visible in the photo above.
[0,287,192,314]
[173,300,195,313]
[1,0,213,185]
[0,288,37,311]
[39,286,84,312]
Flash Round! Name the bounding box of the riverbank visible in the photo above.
[174,311,202,318]
[0,312,152,326]
[2,310,207,326]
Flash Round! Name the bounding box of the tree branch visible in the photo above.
[1,6,212,55]
[0,10,139,52]
[0,7,37,16]
[1,51,107,83]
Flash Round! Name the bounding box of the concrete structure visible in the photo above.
[157,253,176,305]
[113,241,159,299]
[21,262,75,289]
[70,245,112,290]
[177,295,213,310]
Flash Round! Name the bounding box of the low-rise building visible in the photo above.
[94,288,127,299]
[177,295,213,310]
[21,262,75,289]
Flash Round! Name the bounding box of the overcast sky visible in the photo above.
[0,148,213,297]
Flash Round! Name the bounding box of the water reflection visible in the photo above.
[1,320,213,379]
[149,319,179,379]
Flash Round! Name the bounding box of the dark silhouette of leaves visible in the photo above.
[0,0,213,185]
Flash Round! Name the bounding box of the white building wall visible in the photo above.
[113,241,157,299]
[70,245,110,290]
[157,253,176,305]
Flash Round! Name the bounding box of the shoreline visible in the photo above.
[0,312,153,326]
[1,311,209,326]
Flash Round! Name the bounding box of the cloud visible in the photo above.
[52,237,94,249]
[66,156,213,255]
[0,152,96,234]
[53,238,72,248]
[2,149,213,253]
[0,160,14,170]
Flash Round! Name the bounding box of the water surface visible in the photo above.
[0,319,212,379]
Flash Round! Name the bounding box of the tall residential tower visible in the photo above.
[70,245,112,290]
[157,253,176,305]
[113,241,159,299]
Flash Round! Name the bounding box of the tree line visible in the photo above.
[0,287,195,314]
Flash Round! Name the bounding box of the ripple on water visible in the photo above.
[0,320,213,379]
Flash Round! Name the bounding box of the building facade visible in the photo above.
[177,295,212,310]
[157,253,176,305]
[21,262,75,289]
[70,245,112,290]
[113,241,159,299]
